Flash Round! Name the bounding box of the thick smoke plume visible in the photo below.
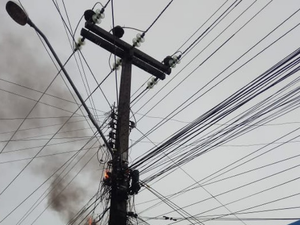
[48,176,86,221]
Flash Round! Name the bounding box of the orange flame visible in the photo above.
[104,170,109,179]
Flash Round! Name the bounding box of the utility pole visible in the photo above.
[81,17,171,225]
[109,56,132,225]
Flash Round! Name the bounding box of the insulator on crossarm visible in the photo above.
[147,77,158,89]
[84,8,105,24]
[163,54,181,68]
[132,33,145,48]
[95,9,105,18]
[171,55,181,68]
[113,58,122,70]
[92,8,105,24]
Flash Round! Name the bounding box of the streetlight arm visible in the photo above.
[30,21,113,155]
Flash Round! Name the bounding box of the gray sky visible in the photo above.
[1,0,300,225]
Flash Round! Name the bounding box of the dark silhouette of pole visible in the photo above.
[109,56,132,225]
[81,20,171,225]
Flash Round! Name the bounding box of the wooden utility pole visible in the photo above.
[81,21,171,225]
[109,57,132,225]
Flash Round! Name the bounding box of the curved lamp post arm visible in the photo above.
[6,1,113,156]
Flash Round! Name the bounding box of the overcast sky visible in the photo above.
[1,0,300,225]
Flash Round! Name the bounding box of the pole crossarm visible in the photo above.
[81,22,171,80]
[24,20,114,156]
[81,29,166,80]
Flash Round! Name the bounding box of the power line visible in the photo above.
[134,127,247,224]
[142,181,204,225]
[18,139,100,225]
[0,51,75,155]
[0,133,98,224]
[181,0,242,56]
[0,67,114,196]
[129,0,236,108]
[29,149,99,224]
[143,0,174,35]
[131,44,300,182]
[51,0,113,111]
[129,5,300,163]
[0,147,98,165]
[161,159,300,220]
[175,0,230,53]
[31,8,99,145]
[138,101,300,211]
[132,0,272,131]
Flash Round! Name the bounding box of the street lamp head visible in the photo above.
[6,1,28,26]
